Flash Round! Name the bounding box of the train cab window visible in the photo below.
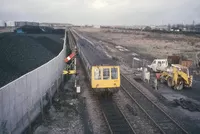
[111,68,118,79]
[94,68,101,80]
[103,68,110,80]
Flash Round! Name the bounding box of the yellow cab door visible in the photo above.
[110,66,120,88]
[91,66,102,88]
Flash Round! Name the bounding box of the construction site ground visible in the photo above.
[76,27,200,133]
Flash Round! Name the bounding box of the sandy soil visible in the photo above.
[76,27,200,63]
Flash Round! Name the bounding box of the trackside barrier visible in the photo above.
[0,30,67,134]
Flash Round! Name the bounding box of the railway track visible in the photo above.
[121,74,189,134]
[99,97,135,134]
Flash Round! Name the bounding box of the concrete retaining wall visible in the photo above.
[0,31,67,134]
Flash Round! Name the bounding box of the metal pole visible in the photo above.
[154,78,158,90]
[74,57,77,88]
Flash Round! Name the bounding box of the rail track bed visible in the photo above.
[121,74,189,134]
[99,97,135,134]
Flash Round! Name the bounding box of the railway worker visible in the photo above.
[154,73,161,90]
[154,78,158,90]
[153,73,160,90]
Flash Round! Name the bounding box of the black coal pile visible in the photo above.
[52,29,65,34]
[14,25,44,34]
[0,33,59,87]
[32,36,63,55]
[0,61,21,87]
[40,26,54,33]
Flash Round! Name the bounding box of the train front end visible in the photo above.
[91,66,120,93]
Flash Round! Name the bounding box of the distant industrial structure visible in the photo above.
[168,24,200,32]
[15,21,39,27]
[99,24,200,33]
[0,20,72,29]
[99,23,200,33]
[39,22,72,29]
[1,19,200,33]
[0,20,39,28]
[0,20,6,27]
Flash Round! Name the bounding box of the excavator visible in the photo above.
[158,64,193,90]
[148,55,193,90]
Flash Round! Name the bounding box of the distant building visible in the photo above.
[15,21,39,27]
[195,24,200,32]
[170,27,180,32]
[155,25,168,31]
[0,20,6,27]
[15,21,25,27]
[93,25,100,28]
[39,22,72,28]
[5,21,15,27]
[39,23,52,27]
[150,25,156,30]
[84,25,93,28]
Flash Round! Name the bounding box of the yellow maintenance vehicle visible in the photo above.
[159,64,193,90]
[150,55,193,90]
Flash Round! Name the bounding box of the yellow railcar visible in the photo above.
[91,66,120,92]
[76,37,120,94]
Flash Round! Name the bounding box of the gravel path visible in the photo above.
[76,28,200,61]
[77,57,108,134]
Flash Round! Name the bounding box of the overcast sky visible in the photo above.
[0,0,200,25]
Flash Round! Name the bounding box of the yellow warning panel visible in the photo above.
[63,70,76,75]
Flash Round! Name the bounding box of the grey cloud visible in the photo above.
[0,0,199,25]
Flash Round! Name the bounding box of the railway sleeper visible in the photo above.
[126,104,138,116]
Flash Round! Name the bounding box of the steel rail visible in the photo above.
[99,97,136,134]
[121,74,189,134]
